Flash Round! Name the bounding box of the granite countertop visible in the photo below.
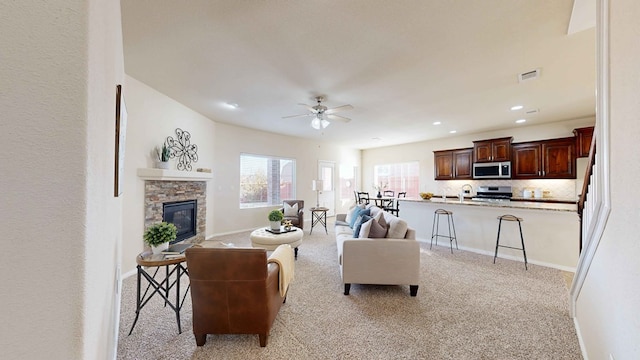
[400,197,577,212]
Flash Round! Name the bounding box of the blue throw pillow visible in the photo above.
[353,214,372,238]
[349,208,371,229]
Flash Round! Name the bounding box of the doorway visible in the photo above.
[318,161,335,216]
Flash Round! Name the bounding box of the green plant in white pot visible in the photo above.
[154,144,171,169]
[144,222,177,254]
[268,209,284,231]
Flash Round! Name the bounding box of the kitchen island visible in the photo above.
[399,198,579,271]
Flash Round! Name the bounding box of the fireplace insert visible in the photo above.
[163,200,197,244]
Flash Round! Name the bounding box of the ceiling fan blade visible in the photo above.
[282,113,313,119]
[297,103,318,113]
[325,104,353,114]
[326,114,351,123]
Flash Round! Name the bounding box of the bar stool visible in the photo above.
[430,209,458,253]
[494,215,528,270]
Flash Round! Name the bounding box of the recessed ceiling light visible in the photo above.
[433,121,441,125]
[223,102,239,109]
[516,119,526,123]
[449,130,457,134]
[510,105,524,111]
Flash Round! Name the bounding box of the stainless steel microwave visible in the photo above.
[473,161,511,179]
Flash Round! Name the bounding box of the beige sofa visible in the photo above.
[335,205,420,296]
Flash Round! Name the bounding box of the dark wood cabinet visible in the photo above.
[434,150,453,180]
[512,137,576,179]
[573,126,594,158]
[453,148,473,179]
[434,148,473,180]
[473,137,512,163]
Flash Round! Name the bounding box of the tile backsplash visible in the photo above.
[433,178,578,200]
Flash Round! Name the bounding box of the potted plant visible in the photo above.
[154,144,171,169]
[144,222,177,254]
[268,209,284,231]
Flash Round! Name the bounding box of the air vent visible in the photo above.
[525,108,539,114]
[518,68,541,83]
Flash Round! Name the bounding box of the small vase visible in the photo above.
[151,242,169,254]
[377,192,382,198]
[270,221,281,231]
[155,161,170,169]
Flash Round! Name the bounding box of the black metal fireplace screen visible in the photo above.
[162,200,197,244]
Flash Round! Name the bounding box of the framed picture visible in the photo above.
[114,84,128,197]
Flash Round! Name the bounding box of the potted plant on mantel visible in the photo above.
[144,222,177,254]
[268,209,284,231]
[154,144,171,169]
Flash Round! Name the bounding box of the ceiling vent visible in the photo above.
[518,68,541,83]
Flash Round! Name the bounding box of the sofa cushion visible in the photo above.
[353,214,372,238]
[368,217,388,238]
[345,204,365,226]
[349,207,370,229]
[283,202,298,217]
[386,216,409,239]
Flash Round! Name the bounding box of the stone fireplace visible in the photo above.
[139,168,212,244]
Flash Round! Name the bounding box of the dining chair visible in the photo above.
[356,192,370,205]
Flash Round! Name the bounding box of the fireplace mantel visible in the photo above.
[137,168,213,182]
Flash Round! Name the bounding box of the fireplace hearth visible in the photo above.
[163,200,197,244]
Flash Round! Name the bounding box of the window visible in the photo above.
[240,154,296,208]
[373,161,419,196]
[339,164,357,201]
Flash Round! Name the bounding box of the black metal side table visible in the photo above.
[127,251,191,335]
[310,207,329,234]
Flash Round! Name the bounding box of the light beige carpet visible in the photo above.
[117,220,582,359]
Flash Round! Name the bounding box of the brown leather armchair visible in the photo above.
[184,247,287,347]
[280,200,304,229]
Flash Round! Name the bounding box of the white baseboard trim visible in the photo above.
[122,268,137,279]
[573,316,589,360]
[416,238,576,273]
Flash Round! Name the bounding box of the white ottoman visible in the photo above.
[250,227,303,259]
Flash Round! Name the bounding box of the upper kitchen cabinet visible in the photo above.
[512,137,576,179]
[573,126,594,158]
[473,137,512,163]
[434,148,473,180]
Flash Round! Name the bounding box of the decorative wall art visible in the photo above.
[114,84,128,197]
[166,128,199,171]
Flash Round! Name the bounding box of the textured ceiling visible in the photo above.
[121,0,595,149]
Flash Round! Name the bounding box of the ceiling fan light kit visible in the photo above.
[283,95,352,130]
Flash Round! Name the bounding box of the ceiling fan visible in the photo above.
[282,96,353,129]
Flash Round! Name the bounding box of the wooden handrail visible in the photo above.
[577,135,597,216]
[577,131,596,252]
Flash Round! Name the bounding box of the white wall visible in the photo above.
[575,1,640,359]
[120,78,361,273]
[0,0,124,358]
[121,75,216,273]
[361,117,595,197]
[211,122,361,234]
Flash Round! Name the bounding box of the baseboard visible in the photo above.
[416,238,576,272]
[122,268,137,279]
[573,316,589,360]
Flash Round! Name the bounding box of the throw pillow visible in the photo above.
[283,202,298,217]
[368,216,388,238]
[358,218,374,238]
[345,204,365,225]
[353,214,372,238]
[349,207,370,229]
[376,211,388,230]
[386,216,409,239]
